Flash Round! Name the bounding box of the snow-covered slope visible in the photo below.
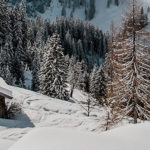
[91,0,126,31]
[0,78,104,150]
[8,0,150,31]
[91,0,150,31]
[33,0,150,32]
[37,0,150,32]
[0,77,150,150]
[38,0,126,31]
[9,123,150,150]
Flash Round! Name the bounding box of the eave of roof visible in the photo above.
[0,87,13,99]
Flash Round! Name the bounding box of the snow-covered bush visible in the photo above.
[6,102,22,119]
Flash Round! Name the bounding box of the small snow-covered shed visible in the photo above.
[0,86,13,118]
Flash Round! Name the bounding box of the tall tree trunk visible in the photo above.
[132,0,138,123]
[70,84,75,97]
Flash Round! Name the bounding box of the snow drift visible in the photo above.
[9,123,150,150]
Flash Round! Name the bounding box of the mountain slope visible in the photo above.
[91,0,126,31]
[92,0,150,31]
[8,0,150,31]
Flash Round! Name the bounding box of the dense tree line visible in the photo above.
[0,0,107,91]
[8,0,96,20]
[0,0,27,86]
[27,16,107,71]
[0,0,107,97]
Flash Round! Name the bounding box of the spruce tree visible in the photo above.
[67,56,79,97]
[0,47,13,85]
[31,42,41,92]
[90,65,106,104]
[88,0,95,20]
[107,0,112,8]
[40,34,69,100]
[77,60,89,92]
[0,0,9,47]
[61,6,66,17]
[114,0,119,6]
[19,0,28,62]
[89,65,97,96]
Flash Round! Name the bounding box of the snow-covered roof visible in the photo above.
[0,86,13,99]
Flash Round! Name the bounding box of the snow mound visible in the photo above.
[9,123,150,150]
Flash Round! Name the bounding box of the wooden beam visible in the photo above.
[0,92,13,99]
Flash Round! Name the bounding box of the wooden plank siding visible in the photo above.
[0,95,7,118]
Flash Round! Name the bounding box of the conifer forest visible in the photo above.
[1,0,150,150]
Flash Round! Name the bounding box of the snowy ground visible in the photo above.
[9,123,150,150]
[0,77,150,150]
[0,78,105,150]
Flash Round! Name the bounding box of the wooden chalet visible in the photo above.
[0,86,13,118]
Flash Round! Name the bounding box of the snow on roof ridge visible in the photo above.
[0,86,13,99]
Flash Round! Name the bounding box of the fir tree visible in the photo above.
[61,6,66,17]
[67,56,79,97]
[0,47,13,85]
[40,34,69,100]
[77,60,89,92]
[19,0,28,62]
[107,0,112,8]
[0,0,9,47]
[31,42,40,92]
[88,0,95,20]
[114,0,119,6]
[90,65,106,104]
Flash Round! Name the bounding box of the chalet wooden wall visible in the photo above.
[0,95,6,118]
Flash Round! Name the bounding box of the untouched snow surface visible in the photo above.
[9,123,150,150]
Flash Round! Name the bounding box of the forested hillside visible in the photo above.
[1,0,150,149]
[0,0,107,90]
[7,0,150,32]
[8,0,96,20]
